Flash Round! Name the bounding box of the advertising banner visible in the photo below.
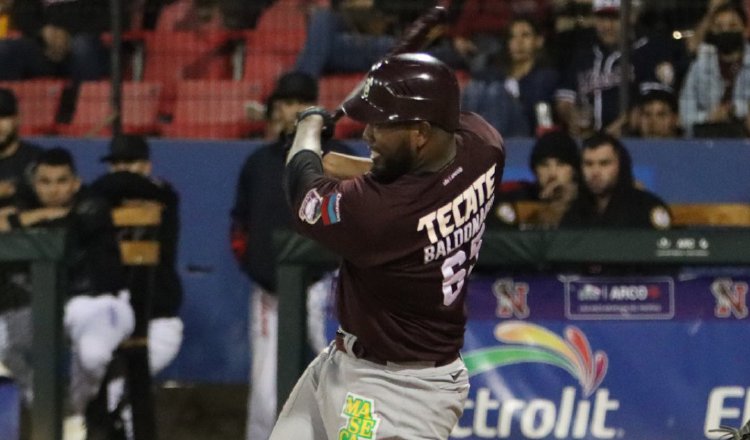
[0,377,19,440]
[452,274,750,439]
[324,273,750,439]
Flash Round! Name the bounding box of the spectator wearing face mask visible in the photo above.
[680,2,750,137]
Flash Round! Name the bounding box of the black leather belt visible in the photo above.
[334,332,458,367]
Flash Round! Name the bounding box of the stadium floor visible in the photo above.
[21,383,248,440]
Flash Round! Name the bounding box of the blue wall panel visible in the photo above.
[0,378,19,440]
[23,137,750,383]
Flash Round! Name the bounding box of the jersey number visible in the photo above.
[441,225,484,306]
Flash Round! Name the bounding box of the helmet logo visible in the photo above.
[361,77,374,100]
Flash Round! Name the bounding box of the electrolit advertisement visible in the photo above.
[449,274,750,440]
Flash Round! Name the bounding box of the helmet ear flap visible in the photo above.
[342,53,460,132]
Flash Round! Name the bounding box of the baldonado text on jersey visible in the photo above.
[417,164,496,264]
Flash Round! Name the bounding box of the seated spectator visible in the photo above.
[490,130,579,228]
[447,0,552,74]
[294,0,398,77]
[680,2,750,137]
[685,0,730,56]
[294,0,459,77]
[158,0,225,31]
[0,147,134,436]
[461,16,558,137]
[158,0,271,31]
[631,89,682,138]
[555,0,683,138]
[0,0,113,81]
[0,88,42,210]
[560,132,671,228]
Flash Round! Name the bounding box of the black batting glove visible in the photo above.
[296,106,336,141]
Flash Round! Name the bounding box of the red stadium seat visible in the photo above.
[243,52,296,97]
[248,27,307,57]
[58,81,162,136]
[254,0,306,32]
[246,0,307,73]
[0,80,66,135]
[318,73,366,139]
[162,80,266,139]
[142,30,237,117]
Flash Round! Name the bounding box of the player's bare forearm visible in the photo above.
[323,151,373,179]
[286,115,325,165]
[19,207,69,227]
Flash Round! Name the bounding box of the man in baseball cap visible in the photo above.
[91,132,185,435]
[264,71,319,139]
[231,69,355,440]
[100,134,150,164]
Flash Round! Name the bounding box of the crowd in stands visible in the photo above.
[0,0,744,139]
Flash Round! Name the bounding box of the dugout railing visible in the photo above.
[0,228,67,440]
[275,228,750,411]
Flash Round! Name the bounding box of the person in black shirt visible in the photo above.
[0,88,43,210]
[0,0,113,81]
[560,132,671,229]
[491,129,580,228]
[90,134,184,380]
[230,70,355,440]
[0,147,133,434]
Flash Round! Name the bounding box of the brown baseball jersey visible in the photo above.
[289,112,505,363]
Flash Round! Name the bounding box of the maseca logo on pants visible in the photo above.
[338,392,381,439]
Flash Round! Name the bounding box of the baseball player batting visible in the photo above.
[270,49,505,439]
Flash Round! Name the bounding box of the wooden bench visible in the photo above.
[670,203,750,227]
[512,201,750,228]
[106,202,163,440]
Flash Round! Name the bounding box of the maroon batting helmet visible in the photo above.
[342,53,460,132]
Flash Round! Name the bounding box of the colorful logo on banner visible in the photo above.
[492,279,529,319]
[711,278,748,319]
[463,322,608,397]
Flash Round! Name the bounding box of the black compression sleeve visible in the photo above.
[283,150,324,208]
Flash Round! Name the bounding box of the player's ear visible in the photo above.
[410,121,431,150]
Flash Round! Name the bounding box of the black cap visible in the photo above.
[0,88,18,117]
[529,130,580,171]
[101,134,150,163]
[268,71,318,103]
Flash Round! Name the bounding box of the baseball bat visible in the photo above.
[322,1,453,179]
[331,0,452,121]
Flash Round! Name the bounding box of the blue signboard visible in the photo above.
[0,377,19,440]
[322,273,750,439]
[449,274,750,439]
